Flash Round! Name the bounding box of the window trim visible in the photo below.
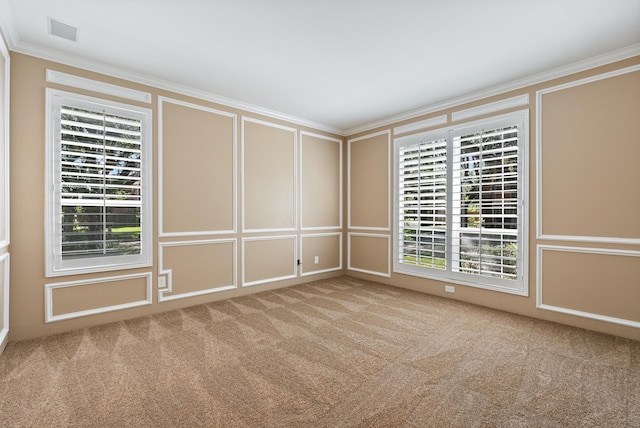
[45,89,153,277]
[393,110,529,296]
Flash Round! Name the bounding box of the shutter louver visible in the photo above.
[398,138,447,270]
[60,105,142,260]
[451,125,519,280]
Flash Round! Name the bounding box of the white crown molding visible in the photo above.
[7,34,640,138]
[12,40,344,136]
[345,43,640,136]
[0,0,19,50]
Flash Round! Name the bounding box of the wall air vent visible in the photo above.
[48,17,78,42]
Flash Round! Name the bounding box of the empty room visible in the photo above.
[0,0,639,426]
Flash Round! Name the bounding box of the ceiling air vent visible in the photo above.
[48,17,78,42]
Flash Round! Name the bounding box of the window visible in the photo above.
[46,90,152,276]
[395,111,528,294]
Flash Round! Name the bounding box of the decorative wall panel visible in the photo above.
[243,118,296,232]
[301,233,342,276]
[538,246,640,327]
[348,130,390,230]
[158,239,236,302]
[348,233,390,277]
[537,68,640,243]
[243,236,297,286]
[160,98,236,236]
[301,132,341,230]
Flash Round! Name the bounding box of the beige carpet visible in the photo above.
[0,276,638,427]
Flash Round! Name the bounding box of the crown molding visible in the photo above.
[12,40,344,136]
[5,27,640,138]
[344,43,640,136]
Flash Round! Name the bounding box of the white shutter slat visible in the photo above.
[59,104,143,260]
[61,138,141,153]
[451,124,520,280]
[398,138,447,270]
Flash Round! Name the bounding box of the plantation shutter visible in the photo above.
[59,105,142,259]
[451,125,519,281]
[398,138,447,269]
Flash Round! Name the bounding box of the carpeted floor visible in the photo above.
[0,276,638,427]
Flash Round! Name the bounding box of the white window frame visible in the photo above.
[45,89,152,277]
[394,110,528,295]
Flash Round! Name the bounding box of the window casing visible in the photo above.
[394,111,528,295]
[46,89,152,276]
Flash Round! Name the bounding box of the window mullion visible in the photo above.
[101,110,108,256]
[417,144,422,266]
[478,130,484,273]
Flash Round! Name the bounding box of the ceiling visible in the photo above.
[1,0,639,134]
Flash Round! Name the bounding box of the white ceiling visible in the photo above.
[2,0,640,134]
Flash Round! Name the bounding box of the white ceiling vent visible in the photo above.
[48,17,78,42]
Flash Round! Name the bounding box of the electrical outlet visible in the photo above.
[445,285,455,293]
[314,256,319,264]
[158,276,166,288]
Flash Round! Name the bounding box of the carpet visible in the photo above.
[0,276,638,427]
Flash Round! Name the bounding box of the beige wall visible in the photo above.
[348,233,390,277]
[49,275,150,319]
[159,240,235,300]
[539,70,640,239]
[243,237,296,285]
[539,247,640,323]
[345,57,640,341]
[9,53,343,341]
[160,99,235,235]
[6,49,640,342]
[300,234,342,276]
[348,131,390,230]
[243,118,296,231]
[301,132,342,229]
